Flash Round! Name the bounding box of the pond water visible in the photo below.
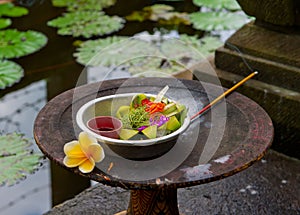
[0,69,129,215]
[0,81,50,215]
[0,1,237,214]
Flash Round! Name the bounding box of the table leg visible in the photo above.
[127,187,179,215]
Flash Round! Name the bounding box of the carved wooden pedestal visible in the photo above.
[127,188,179,215]
[34,78,273,215]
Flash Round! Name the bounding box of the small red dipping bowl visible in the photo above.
[87,116,122,139]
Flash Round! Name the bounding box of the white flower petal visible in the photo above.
[79,132,97,153]
[64,141,86,158]
[87,143,105,162]
[79,157,95,173]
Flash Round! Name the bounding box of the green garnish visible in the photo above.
[120,106,150,129]
[115,87,187,140]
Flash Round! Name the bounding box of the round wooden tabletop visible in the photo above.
[34,78,273,190]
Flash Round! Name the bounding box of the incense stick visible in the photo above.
[190,71,258,120]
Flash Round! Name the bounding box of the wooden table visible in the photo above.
[34,78,273,215]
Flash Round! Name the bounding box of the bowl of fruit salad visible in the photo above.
[76,86,190,160]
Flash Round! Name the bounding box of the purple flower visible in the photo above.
[138,114,170,131]
[137,126,148,131]
[150,114,169,127]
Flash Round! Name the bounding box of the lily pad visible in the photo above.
[51,0,116,11]
[197,36,223,56]
[179,34,223,56]
[129,35,222,76]
[74,36,127,65]
[75,34,222,74]
[128,57,186,77]
[0,133,43,186]
[161,35,200,61]
[47,11,125,38]
[193,0,241,11]
[0,60,23,89]
[189,11,247,31]
[74,36,160,66]
[0,29,48,59]
[161,34,222,61]
[0,3,28,17]
[126,4,190,25]
[0,18,11,29]
[146,4,174,14]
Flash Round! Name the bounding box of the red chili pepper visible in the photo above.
[146,102,165,114]
[141,99,153,106]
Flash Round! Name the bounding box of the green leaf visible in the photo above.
[47,11,125,38]
[74,33,223,73]
[51,0,116,11]
[129,34,223,76]
[0,60,24,89]
[189,11,247,31]
[193,0,241,11]
[177,35,223,56]
[0,29,48,59]
[128,57,186,77]
[74,36,127,66]
[0,133,43,186]
[74,36,160,66]
[146,4,174,13]
[161,34,222,61]
[74,34,222,74]
[126,4,190,25]
[197,36,223,55]
[0,18,11,29]
[0,3,28,17]
[161,35,199,61]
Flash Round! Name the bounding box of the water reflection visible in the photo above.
[0,66,130,214]
[0,80,51,215]
[0,81,46,138]
[0,0,238,213]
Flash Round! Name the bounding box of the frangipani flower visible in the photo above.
[63,132,105,173]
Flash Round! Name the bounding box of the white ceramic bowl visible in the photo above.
[76,93,190,160]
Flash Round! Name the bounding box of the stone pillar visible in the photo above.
[212,0,300,158]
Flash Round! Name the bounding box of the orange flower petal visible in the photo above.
[64,140,86,158]
[87,143,105,162]
[79,132,97,153]
[63,156,87,168]
[79,157,95,173]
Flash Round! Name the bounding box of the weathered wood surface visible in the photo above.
[34,78,273,189]
[34,78,273,214]
[127,188,179,215]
